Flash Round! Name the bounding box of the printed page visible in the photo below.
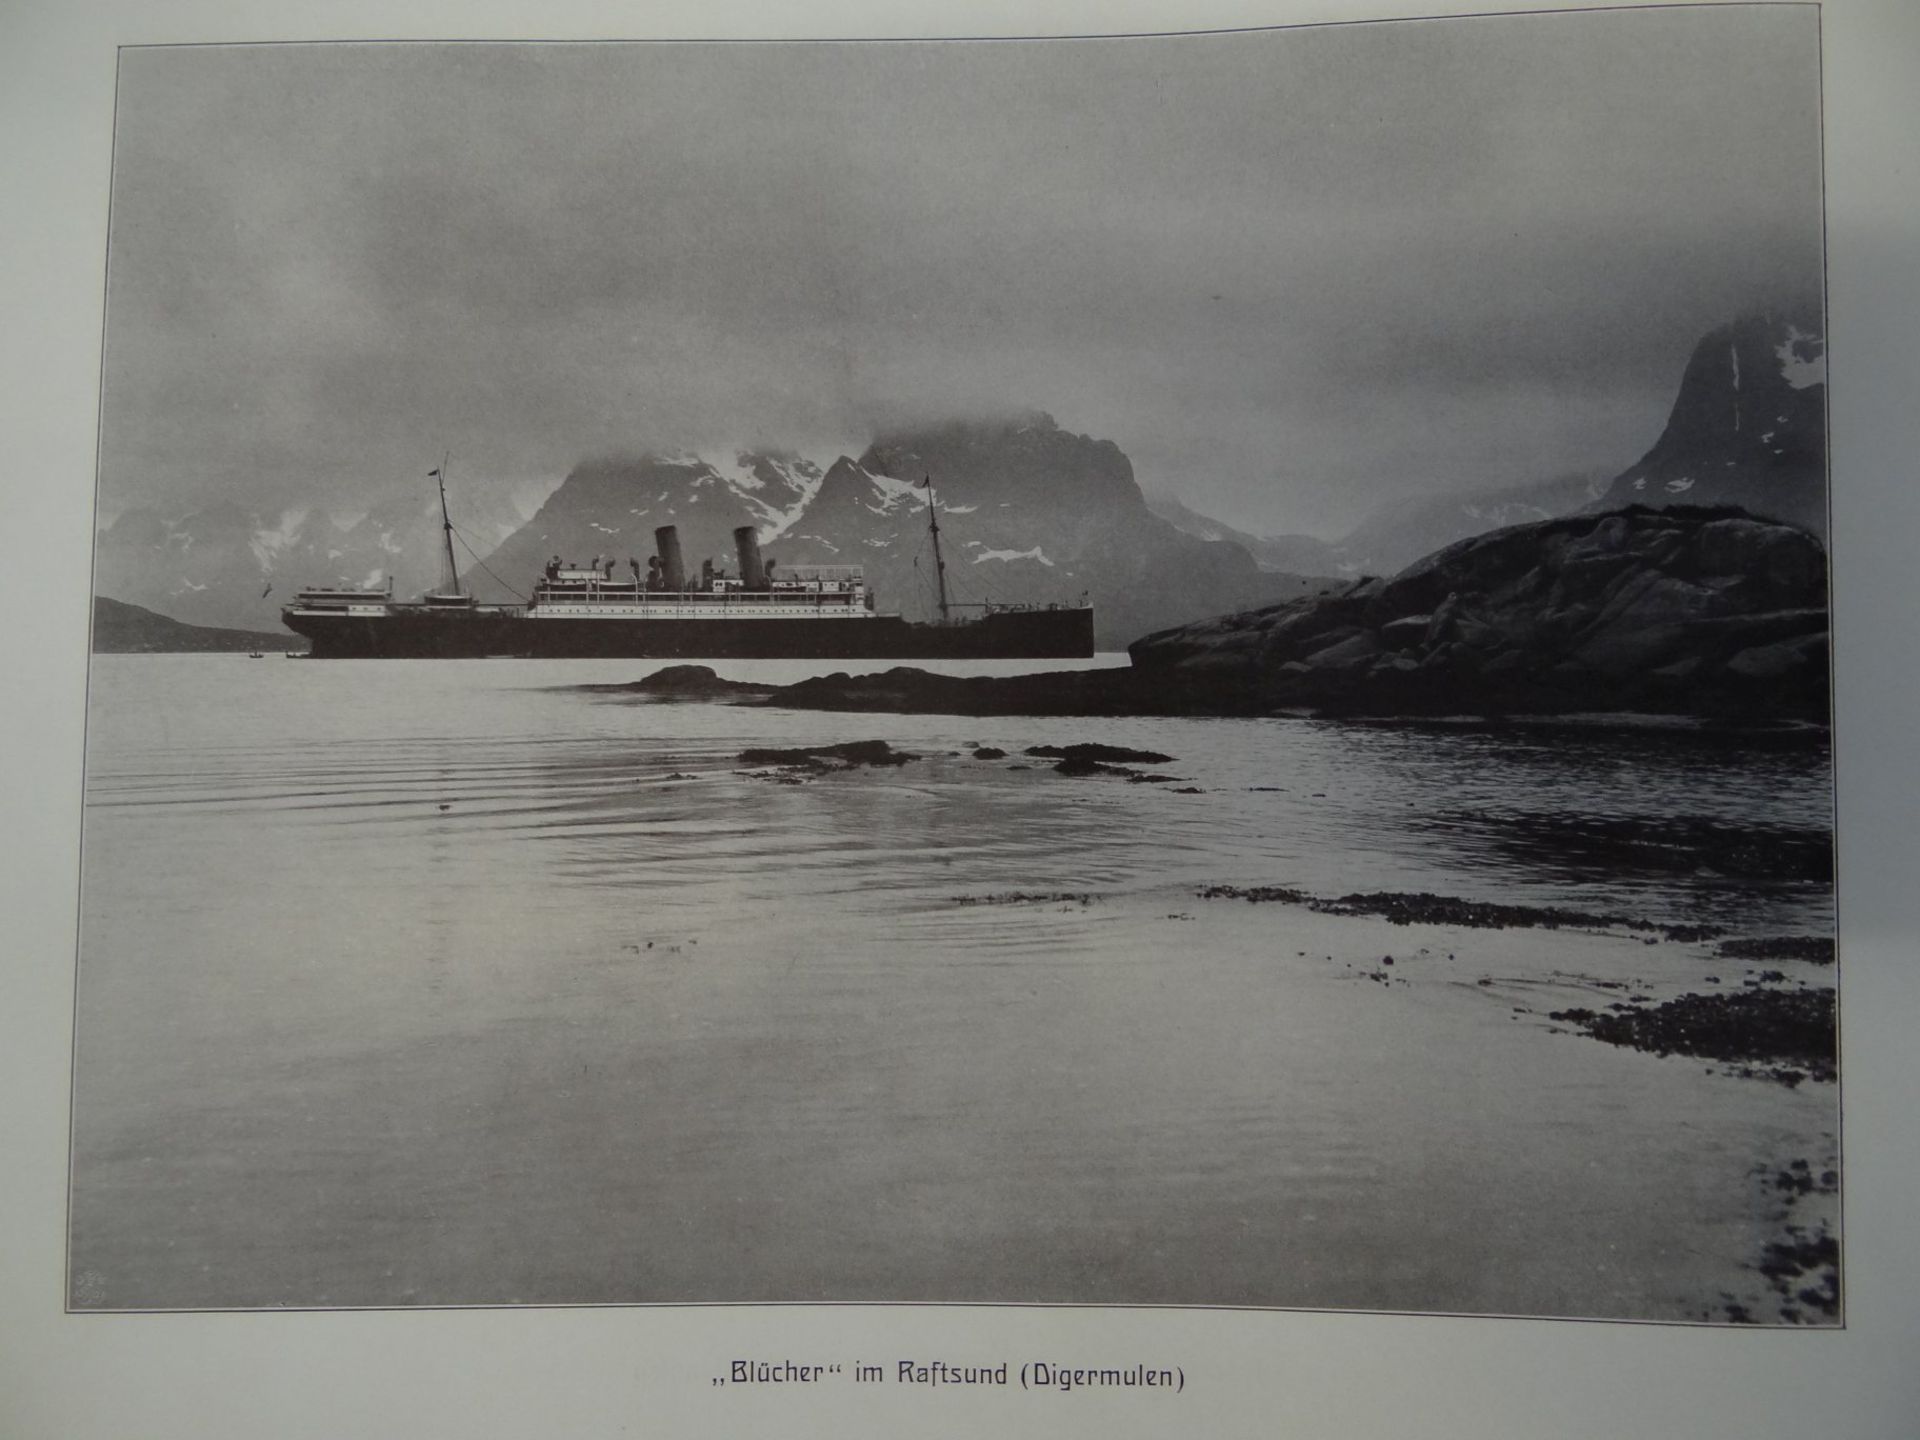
[3,1,1915,1435]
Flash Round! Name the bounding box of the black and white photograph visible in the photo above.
[68,5,1841,1327]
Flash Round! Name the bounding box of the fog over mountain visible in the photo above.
[96,7,1822,549]
[95,306,1825,644]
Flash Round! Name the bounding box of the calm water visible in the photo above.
[70,654,1838,1318]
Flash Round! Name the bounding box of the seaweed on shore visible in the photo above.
[1757,1225,1841,1321]
[1196,884,1722,942]
[1549,987,1836,1084]
[1716,935,1836,966]
[1199,884,1311,905]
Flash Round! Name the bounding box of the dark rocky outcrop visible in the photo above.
[1126,506,1829,721]
[585,664,773,697]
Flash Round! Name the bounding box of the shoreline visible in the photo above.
[588,662,1834,735]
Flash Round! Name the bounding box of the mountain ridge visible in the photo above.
[92,596,300,653]
[92,314,1823,646]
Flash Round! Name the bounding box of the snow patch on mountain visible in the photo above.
[861,469,930,515]
[715,452,828,542]
[968,544,1054,567]
[710,453,765,491]
[1776,326,1826,390]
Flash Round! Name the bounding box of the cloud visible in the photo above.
[100,8,1822,537]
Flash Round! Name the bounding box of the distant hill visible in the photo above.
[92,596,301,654]
[1147,471,1608,582]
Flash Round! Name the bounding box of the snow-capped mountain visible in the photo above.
[471,416,1321,646]
[100,314,1818,643]
[467,450,829,603]
[1586,312,1826,534]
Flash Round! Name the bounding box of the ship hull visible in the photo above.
[284,606,1095,660]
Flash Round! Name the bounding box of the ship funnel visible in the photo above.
[654,526,687,592]
[733,526,767,590]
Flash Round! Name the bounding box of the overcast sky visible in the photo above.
[99,6,1823,538]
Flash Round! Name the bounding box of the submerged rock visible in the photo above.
[613,665,774,697]
[1024,743,1174,764]
[736,740,915,769]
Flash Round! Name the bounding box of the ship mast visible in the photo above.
[923,476,951,623]
[435,452,464,597]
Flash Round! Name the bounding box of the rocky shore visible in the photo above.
[606,506,1829,723]
[1127,504,1828,721]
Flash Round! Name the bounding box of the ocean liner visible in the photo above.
[283,472,1094,660]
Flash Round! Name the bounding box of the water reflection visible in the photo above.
[71,657,1837,1314]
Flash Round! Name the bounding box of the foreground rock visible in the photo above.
[589,664,774,697]
[737,740,914,770]
[1025,743,1173,764]
[1127,506,1828,721]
